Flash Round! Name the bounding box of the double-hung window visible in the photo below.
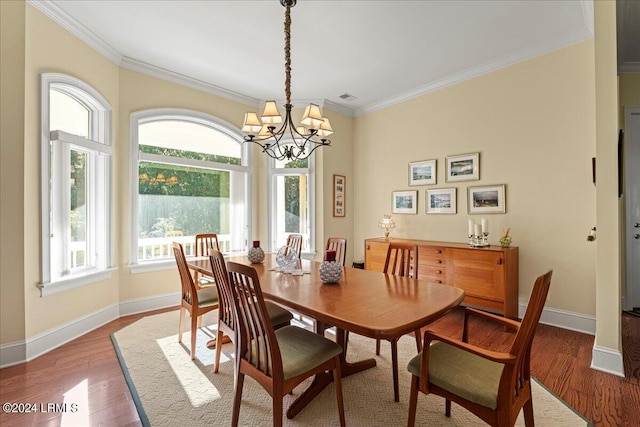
[39,73,113,296]
[130,109,250,271]
[268,150,315,256]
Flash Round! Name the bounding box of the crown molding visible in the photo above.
[322,100,356,118]
[27,0,122,64]
[355,27,594,117]
[120,57,260,108]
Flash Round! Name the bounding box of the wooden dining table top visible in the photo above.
[188,253,465,341]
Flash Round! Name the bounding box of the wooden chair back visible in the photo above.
[384,242,418,278]
[173,242,198,308]
[227,262,283,379]
[503,270,552,403]
[286,234,303,259]
[326,237,347,266]
[195,233,221,256]
[208,251,236,336]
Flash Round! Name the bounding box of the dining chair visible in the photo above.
[207,251,294,373]
[285,233,303,259]
[378,242,422,402]
[194,233,221,287]
[172,242,219,360]
[226,261,346,427]
[407,270,553,427]
[326,237,347,266]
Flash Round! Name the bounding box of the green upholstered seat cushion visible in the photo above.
[407,341,504,410]
[196,286,218,307]
[275,326,342,381]
[265,301,294,327]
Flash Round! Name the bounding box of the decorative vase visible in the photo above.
[275,245,298,273]
[319,250,342,284]
[499,236,512,248]
[248,240,265,264]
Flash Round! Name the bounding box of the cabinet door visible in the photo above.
[449,249,505,302]
[365,240,389,272]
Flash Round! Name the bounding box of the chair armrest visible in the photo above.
[419,329,516,391]
[462,308,520,341]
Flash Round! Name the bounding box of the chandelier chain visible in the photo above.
[284,5,292,105]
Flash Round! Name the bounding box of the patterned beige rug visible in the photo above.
[112,311,591,426]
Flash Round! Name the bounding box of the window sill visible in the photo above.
[128,259,176,274]
[39,267,117,297]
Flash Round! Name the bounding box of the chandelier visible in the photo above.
[241,0,333,161]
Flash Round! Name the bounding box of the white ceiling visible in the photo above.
[33,0,604,117]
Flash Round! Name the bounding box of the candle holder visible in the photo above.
[468,232,490,247]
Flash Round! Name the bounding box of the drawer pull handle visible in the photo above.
[497,258,503,265]
[366,245,370,250]
[436,270,442,274]
[436,280,442,284]
[436,249,442,254]
[437,260,442,264]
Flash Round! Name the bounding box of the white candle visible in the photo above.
[481,218,488,234]
[474,223,482,237]
[468,220,474,236]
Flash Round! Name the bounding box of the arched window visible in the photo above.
[39,73,113,296]
[129,109,251,270]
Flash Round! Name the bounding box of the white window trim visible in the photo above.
[39,73,115,296]
[267,151,316,258]
[128,108,252,273]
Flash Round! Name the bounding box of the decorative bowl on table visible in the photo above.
[275,245,298,273]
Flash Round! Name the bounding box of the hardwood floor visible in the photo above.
[1,307,638,426]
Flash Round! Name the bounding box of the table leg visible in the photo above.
[286,327,376,419]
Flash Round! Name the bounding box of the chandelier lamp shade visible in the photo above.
[241,0,333,161]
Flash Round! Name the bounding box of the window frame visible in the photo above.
[267,148,316,257]
[128,108,252,273]
[39,73,114,297]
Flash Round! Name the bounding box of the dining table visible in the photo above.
[187,253,464,418]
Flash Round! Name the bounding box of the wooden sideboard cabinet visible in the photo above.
[364,237,519,319]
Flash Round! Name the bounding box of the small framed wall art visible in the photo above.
[467,184,506,214]
[446,152,479,182]
[333,174,346,217]
[408,159,436,186]
[392,190,418,214]
[426,188,457,214]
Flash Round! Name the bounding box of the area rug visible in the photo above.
[111,311,591,426]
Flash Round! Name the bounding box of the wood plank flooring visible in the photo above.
[1,307,638,426]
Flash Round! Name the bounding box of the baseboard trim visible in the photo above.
[591,345,625,377]
[519,304,596,335]
[0,293,180,368]
[119,291,180,317]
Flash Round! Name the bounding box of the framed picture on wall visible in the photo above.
[446,152,480,182]
[333,174,346,217]
[467,184,506,214]
[408,159,436,185]
[392,190,418,214]
[426,188,457,214]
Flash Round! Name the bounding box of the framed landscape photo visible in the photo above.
[446,152,480,182]
[408,159,436,186]
[468,184,506,214]
[333,174,346,217]
[392,190,418,214]
[426,188,457,214]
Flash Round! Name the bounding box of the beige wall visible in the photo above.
[1,0,27,344]
[353,40,597,315]
[593,0,622,357]
[619,74,640,112]
[21,5,121,337]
